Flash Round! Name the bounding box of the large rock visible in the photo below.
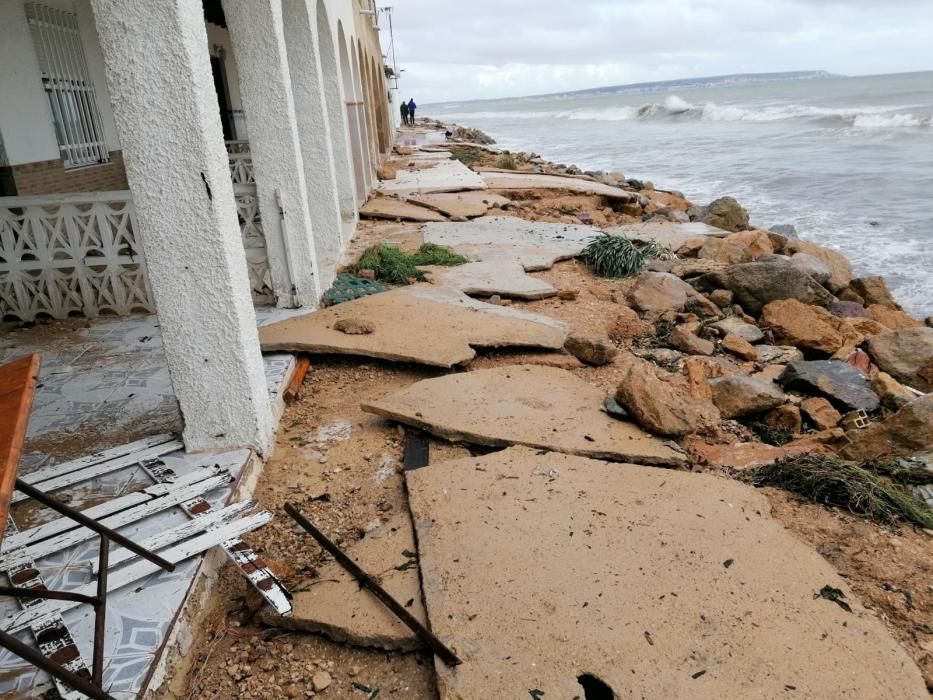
[667,326,715,356]
[866,304,924,330]
[723,230,775,258]
[695,196,749,232]
[697,238,752,264]
[756,345,804,365]
[790,253,832,286]
[778,360,881,412]
[800,397,842,430]
[711,317,764,343]
[615,358,720,436]
[626,272,700,313]
[761,299,863,356]
[721,333,759,361]
[865,328,933,391]
[709,376,787,418]
[842,395,933,461]
[871,372,917,411]
[847,276,899,308]
[693,262,834,316]
[783,239,853,293]
[688,437,834,470]
[564,333,618,366]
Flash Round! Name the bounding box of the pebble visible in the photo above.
[312,670,333,692]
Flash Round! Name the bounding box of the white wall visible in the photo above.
[0,0,120,165]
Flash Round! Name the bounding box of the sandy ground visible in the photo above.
[168,146,932,696]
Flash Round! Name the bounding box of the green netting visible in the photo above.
[322,273,390,306]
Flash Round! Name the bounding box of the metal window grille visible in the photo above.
[25,2,110,169]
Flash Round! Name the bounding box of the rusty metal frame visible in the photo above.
[0,479,176,700]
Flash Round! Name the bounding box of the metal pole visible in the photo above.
[284,503,461,667]
[0,627,113,700]
[92,535,109,686]
[0,586,97,605]
[14,480,175,572]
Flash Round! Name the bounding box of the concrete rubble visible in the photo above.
[406,447,928,699]
[605,220,729,250]
[361,365,686,466]
[407,191,511,218]
[359,197,448,222]
[376,158,486,195]
[258,285,568,368]
[261,514,425,650]
[479,170,637,200]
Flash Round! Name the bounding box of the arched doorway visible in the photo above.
[338,22,367,202]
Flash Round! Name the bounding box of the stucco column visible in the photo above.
[281,0,343,289]
[90,0,273,453]
[222,0,322,308]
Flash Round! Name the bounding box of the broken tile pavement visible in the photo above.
[361,365,686,466]
[258,285,568,368]
[406,446,928,699]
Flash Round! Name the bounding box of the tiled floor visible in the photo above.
[0,309,303,697]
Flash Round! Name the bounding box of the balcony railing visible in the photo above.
[0,184,272,322]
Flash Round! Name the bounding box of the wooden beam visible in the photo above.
[283,356,311,403]
[0,355,41,544]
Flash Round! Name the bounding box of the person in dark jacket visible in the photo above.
[400,100,409,126]
[407,98,417,126]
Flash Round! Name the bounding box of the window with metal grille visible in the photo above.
[25,2,109,169]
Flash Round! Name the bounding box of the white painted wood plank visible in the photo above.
[2,512,274,635]
[19,433,176,484]
[2,466,225,552]
[92,500,257,573]
[13,440,185,504]
[0,474,234,570]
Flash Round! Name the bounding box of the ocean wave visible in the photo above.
[441,98,931,129]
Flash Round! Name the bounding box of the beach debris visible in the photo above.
[800,397,843,430]
[564,332,618,366]
[480,171,637,200]
[377,157,485,195]
[625,272,703,314]
[405,446,927,699]
[322,273,391,306]
[259,285,567,368]
[744,453,933,528]
[362,365,686,466]
[284,504,461,666]
[423,259,558,300]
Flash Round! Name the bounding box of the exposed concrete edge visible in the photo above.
[359,402,687,467]
[259,341,476,368]
[257,608,424,653]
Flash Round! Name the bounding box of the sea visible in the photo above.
[426,71,933,318]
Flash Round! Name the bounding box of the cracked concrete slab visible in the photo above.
[423,260,557,300]
[406,446,928,700]
[407,192,511,219]
[423,217,599,271]
[361,365,686,466]
[259,285,568,368]
[260,514,425,651]
[605,221,729,250]
[377,159,486,195]
[481,171,636,200]
[360,197,448,222]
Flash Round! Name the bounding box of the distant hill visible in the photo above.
[456,71,839,105]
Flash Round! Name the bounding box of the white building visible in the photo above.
[0,0,397,454]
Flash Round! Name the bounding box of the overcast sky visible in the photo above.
[382,0,933,104]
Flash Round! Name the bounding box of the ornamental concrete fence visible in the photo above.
[0,180,272,322]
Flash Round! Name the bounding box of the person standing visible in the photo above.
[400,100,409,127]
[407,98,417,126]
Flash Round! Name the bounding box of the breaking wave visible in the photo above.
[442,97,932,129]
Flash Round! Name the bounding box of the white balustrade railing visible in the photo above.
[225,139,250,154]
[229,152,255,185]
[1,185,273,322]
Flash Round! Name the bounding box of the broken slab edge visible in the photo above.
[360,402,688,467]
[259,341,475,369]
[258,608,424,653]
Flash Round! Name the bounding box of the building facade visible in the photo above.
[0,0,396,455]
